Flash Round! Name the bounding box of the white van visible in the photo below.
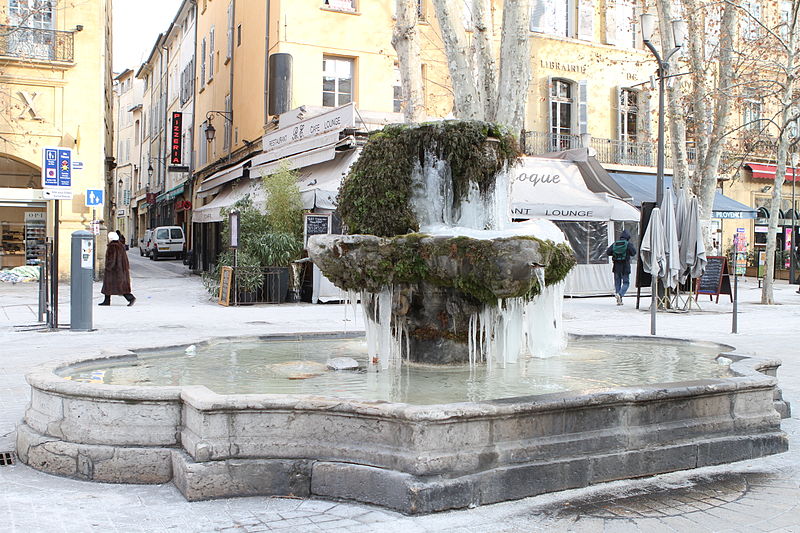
[149,226,186,260]
[139,229,154,257]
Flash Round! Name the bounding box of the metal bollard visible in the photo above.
[70,230,94,331]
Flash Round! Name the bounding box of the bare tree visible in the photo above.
[413,0,532,134]
[391,0,426,122]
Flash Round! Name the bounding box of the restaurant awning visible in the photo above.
[192,179,266,224]
[608,172,757,219]
[511,158,639,221]
[539,147,633,200]
[744,162,800,181]
[156,183,185,203]
[297,148,360,210]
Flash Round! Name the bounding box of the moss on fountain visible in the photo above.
[337,121,520,237]
[309,233,575,306]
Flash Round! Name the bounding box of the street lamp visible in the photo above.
[204,110,233,143]
[640,14,686,207]
[641,13,685,336]
[147,164,154,180]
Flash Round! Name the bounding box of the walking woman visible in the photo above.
[99,231,136,306]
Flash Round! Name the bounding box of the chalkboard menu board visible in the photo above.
[695,256,732,303]
[218,266,233,306]
[304,214,331,246]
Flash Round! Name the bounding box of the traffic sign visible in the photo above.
[57,148,72,187]
[42,147,58,187]
[43,189,73,200]
[86,189,104,206]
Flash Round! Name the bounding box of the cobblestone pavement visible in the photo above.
[1,255,798,532]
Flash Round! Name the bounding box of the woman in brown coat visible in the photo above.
[99,231,136,306]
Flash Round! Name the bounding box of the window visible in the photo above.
[8,0,56,60]
[393,64,403,113]
[553,221,609,265]
[157,229,169,240]
[743,98,763,131]
[742,0,762,41]
[530,0,573,37]
[616,0,637,48]
[550,79,573,150]
[322,56,354,107]
[323,0,356,12]
[619,89,638,143]
[200,38,206,87]
[199,123,208,165]
[237,24,242,46]
[226,2,234,62]
[208,27,215,81]
[781,1,792,40]
[180,59,194,105]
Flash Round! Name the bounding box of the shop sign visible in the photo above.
[117,208,126,217]
[170,112,182,164]
[90,220,100,235]
[25,211,46,223]
[261,103,354,155]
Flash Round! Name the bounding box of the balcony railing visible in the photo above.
[0,25,74,62]
[522,131,697,169]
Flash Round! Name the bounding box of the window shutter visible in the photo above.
[546,76,554,136]
[226,2,233,61]
[605,0,617,44]
[615,86,622,140]
[577,0,594,41]
[578,79,589,135]
[531,0,547,32]
[640,89,651,139]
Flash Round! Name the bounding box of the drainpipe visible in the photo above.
[228,0,236,157]
[264,0,271,126]
[189,0,198,266]
[161,42,170,225]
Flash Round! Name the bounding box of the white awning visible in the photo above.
[192,179,266,223]
[511,157,614,221]
[298,148,360,210]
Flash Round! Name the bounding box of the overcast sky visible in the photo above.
[112,0,182,73]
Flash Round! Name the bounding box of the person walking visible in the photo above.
[607,229,637,306]
[99,231,136,306]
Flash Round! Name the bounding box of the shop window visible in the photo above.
[322,56,354,107]
[553,221,609,264]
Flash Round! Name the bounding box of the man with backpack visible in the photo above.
[606,229,637,305]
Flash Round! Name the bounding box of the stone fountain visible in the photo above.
[16,121,789,514]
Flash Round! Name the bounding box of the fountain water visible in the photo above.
[16,121,789,514]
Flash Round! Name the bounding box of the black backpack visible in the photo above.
[611,240,628,261]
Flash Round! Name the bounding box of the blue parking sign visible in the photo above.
[43,148,58,187]
[86,189,104,207]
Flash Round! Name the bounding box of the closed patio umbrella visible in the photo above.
[687,196,708,279]
[641,207,666,279]
[660,190,681,289]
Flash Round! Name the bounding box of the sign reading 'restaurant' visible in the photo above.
[261,103,354,154]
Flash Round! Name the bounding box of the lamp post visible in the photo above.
[791,153,797,284]
[641,13,686,335]
[640,14,687,207]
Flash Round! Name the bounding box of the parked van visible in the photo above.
[139,229,153,257]
[149,226,186,260]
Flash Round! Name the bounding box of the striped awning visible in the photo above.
[744,162,800,181]
[156,183,185,203]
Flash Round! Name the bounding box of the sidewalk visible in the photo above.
[0,271,798,532]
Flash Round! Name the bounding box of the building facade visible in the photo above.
[0,0,113,277]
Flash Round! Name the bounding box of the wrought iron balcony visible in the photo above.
[0,25,74,63]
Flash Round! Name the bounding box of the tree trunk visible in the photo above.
[656,0,689,191]
[431,0,483,119]
[761,1,799,304]
[494,0,531,134]
[471,0,498,120]
[392,0,426,122]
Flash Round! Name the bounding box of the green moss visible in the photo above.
[317,234,575,307]
[337,121,520,237]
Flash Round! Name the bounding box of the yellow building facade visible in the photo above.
[0,0,113,277]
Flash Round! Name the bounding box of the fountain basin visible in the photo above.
[17,334,789,514]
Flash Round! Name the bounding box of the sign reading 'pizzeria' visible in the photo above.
[171,112,182,164]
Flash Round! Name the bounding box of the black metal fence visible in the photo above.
[229,266,289,305]
[0,25,74,62]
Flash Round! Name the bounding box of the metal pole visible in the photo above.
[656,69,666,208]
[51,199,59,330]
[791,165,796,284]
[732,257,738,333]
